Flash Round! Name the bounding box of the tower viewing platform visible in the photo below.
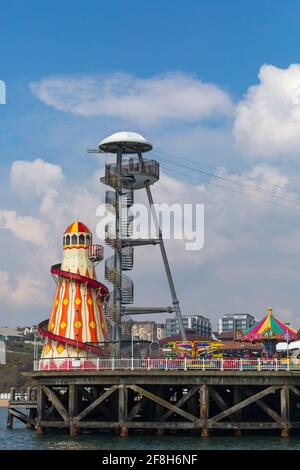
[101,158,160,190]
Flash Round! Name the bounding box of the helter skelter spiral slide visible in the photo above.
[38,221,110,370]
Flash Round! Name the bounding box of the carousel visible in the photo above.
[242,307,298,358]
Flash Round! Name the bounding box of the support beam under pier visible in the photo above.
[281,386,290,437]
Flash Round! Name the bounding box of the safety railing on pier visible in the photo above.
[34,357,300,372]
[6,388,37,402]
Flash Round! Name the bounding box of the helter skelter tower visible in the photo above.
[90,131,187,354]
[39,221,109,368]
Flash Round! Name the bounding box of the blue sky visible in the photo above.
[2,1,300,328]
[1,0,300,173]
[1,0,300,93]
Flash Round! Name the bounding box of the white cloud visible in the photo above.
[10,158,64,200]
[30,72,234,125]
[7,158,104,243]
[234,63,300,158]
[246,164,289,188]
[0,211,48,245]
[0,271,48,308]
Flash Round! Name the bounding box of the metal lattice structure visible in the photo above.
[89,131,187,355]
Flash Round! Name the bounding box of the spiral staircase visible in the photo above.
[91,131,187,352]
[104,189,134,326]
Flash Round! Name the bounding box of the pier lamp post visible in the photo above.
[33,331,36,363]
[233,318,236,342]
[284,323,291,363]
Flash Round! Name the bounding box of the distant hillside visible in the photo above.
[0,341,35,392]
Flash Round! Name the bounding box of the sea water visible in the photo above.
[0,408,299,450]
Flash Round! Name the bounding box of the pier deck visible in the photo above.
[9,368,300,437]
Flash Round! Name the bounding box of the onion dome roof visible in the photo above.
[64,221,91,234]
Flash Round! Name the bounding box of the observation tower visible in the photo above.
[89,131,187,354]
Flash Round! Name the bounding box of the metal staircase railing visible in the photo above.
[105,218,134,246]
[104,185,135,333]
[104,255,134,304]
[100,159,159,190]
[105,189,134,207]
[106,300,116,323]
[121,215,134,238]
[105,189,134,245]
[121,246,134,270]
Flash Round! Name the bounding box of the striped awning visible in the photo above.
[242,307,298,342]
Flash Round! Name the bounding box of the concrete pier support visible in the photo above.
[9,386,15,424]
[281,386,290,437]
[118,384,128,437]
[36,425,45,435]
[155,385,165,436]
[6,412,13,429]
[69,384,80,436]
[27,387,32,401]
[69,426,80,437]
[36,387,46,434]
[6,387,15,428]
[201,428,209,438]
[200,384,209,437]
[120,426,129,437]
[27,409,35,429]
[233,386,242,437]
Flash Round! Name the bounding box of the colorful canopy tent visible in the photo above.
[242,307,298,357]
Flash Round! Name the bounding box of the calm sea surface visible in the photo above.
[1,408,300,450]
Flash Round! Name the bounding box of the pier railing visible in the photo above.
[34,357,299,372]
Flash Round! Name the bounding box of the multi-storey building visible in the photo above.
[120,318,133,340]
[156,323,165,340]
[132,321,157,342]
[218,314,256,334]
[165,315,212,338]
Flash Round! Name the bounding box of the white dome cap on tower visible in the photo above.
[99,131,153,154]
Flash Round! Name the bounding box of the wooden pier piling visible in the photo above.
[200,384,209,437]
[280,385,290,437]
